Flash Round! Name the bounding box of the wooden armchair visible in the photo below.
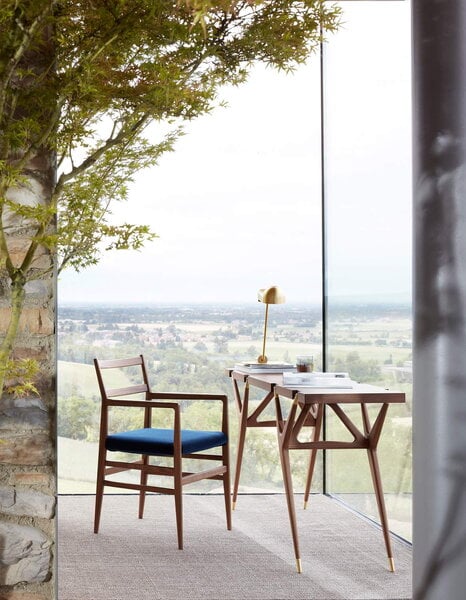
[93,355,231,548]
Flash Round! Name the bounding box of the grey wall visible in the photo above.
[412,1,466,598]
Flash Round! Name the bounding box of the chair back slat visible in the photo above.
[97,356,143,369]
[94,355,150,404]
[106,384,148,398]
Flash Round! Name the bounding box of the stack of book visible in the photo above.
[282,371,353,388]
[234,362,296,374]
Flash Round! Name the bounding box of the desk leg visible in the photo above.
[279,444,302,573]
[232,389,249,510]
[361,403,395,572]
[303,406,323,509]
[367,447,395,572]
[303,450,319,511]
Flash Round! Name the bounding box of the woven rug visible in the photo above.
[57,494,412,600]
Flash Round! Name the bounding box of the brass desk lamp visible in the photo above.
[257,286,285,363]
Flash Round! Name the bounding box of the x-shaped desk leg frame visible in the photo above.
[275,393,395,574]
[231,376,277,510]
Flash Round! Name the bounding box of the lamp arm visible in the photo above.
[258,303,269,363]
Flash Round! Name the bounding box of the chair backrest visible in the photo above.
[94,355,151,403]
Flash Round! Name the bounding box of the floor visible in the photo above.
[57,494,412,600]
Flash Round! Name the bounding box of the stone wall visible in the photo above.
[0,283,55,599]
[1,212,56,596]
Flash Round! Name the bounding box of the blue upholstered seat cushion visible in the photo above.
[105,427,227,456]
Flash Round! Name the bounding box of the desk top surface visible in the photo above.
[228,369,405,404]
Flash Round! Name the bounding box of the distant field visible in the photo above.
[87,322,224,334]
[58,436,140,493]
[222,340,410,365]
[200,340,322,364]
[331,317,411,333]
[58,360,132,398]
[58,436,98,493]
[326,344,410,363]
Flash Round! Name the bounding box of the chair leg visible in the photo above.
[139,455,148,519]
[223,444,232,530]
[94,447,106,533]
[174,488,183,549]
[94,479,104,534]
[174,455,183,549]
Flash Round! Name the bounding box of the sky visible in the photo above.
[58,1,412,306]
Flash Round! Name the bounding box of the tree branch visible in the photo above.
[0,275,26,394]
[0,1,56,117]
[55,114,149,194]
[0,204,15,278]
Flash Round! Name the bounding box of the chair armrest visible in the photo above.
[107,399,182,439]
[147,393,229,434]
[107,396,229,435]
[107,399,180,412]
[148,392,227,404]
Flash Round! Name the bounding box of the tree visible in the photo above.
[57,394,97,440]
[0,0,341,394]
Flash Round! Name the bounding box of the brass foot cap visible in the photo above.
[303,501,308,510]
[232,501,236,511]
[296,558,303,574]
[388,557,395,572]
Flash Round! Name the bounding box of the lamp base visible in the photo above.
[257,355,268,363]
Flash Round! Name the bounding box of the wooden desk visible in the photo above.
[228,369,405,573]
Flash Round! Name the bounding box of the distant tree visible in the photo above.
[337,351,382,382]
[194,340,208,352]
[384,353,393,365]
[238,326,253,336]
[214,337,228,353]
[57,395,97,440]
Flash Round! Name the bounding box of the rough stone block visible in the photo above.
[0,406,49,431]
[0,309,54,336]
[6,238,51,271]
[0,434,52,466]
[0,308,12,330]
[6,238,30,267]
[0,592,48,600]
[1,398,46,410]
[21,309,54,335]
[8,473,52,487]
[24,280,49,298]
[0,486,55,519]
[10,346,49,362]
[0,523,51,585]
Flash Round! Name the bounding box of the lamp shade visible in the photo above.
[257,286,286,305]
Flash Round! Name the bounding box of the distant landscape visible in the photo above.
[57,301,412,540]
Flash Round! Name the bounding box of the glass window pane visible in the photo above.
[58,62,323,494]
[323,1,412,541]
